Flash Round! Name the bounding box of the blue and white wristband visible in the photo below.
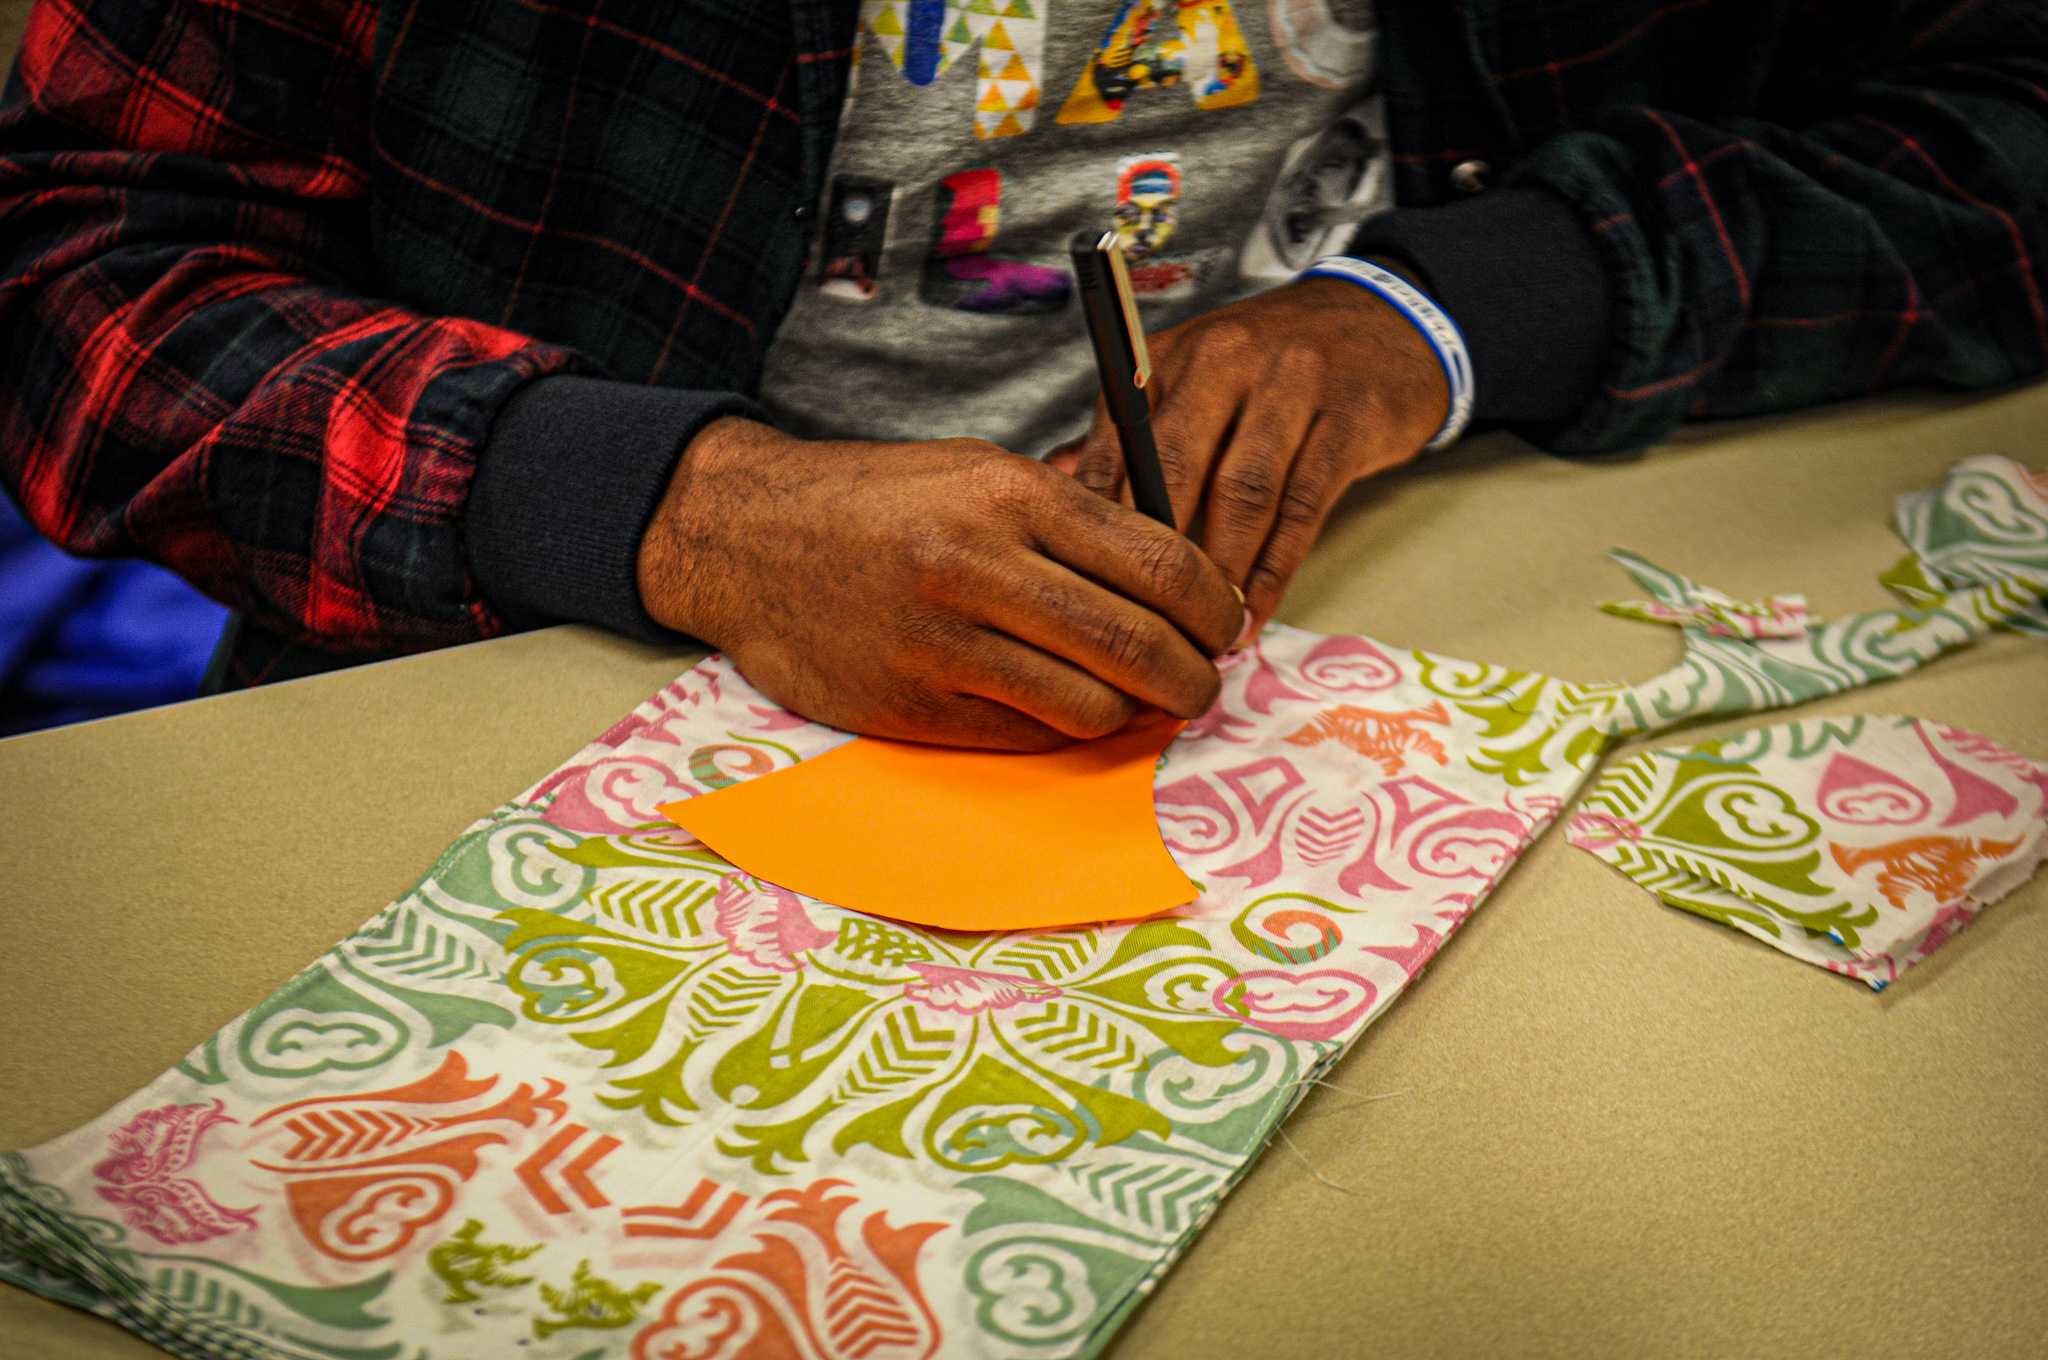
[1302,256,1475,451]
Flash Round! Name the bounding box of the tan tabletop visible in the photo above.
[3,386,2047,1359]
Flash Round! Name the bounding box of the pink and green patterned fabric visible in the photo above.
[1571,454,2048,991]
[1600,581,1813,640]
[1571,716,2048,990]
[2,457,2040,1359]
[1881,454,2048,636]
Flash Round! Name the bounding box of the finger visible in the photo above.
[1148,394,1237,532]
[864,690,1073,752]
[952,630,1139,740]
[972,556,1226,720]
[1242,415,1352,629]
[1076,443,1125,500]
[1068,402,1127,501]
[1030,481,1246,657]
[1147,329,1257,530]
[1198,392,1316,590]
[1053,445,1137,511]
[735,633,1072,752]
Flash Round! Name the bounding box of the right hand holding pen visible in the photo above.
[635,418,1247,750]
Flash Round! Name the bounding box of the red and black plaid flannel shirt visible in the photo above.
[2,0,2044,684]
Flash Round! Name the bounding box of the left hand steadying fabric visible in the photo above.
[1052,276,1449,639]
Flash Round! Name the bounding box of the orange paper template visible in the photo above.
[658,713,1196,931]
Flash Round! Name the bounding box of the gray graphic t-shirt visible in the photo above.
[758,0,1389,454]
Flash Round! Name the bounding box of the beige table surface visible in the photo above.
[3,386,2047,1359]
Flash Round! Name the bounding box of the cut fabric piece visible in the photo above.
[1592,545,2042,740]
[659,711,1197,930]
[1882,453,2048,636]
[1570,717,2048,990]
[1600,576,1812,639]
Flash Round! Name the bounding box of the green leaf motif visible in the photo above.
[1575,741,1868,944]
[144,1257,395,1336]
[425,1219,540,1305]
[436,816,593,915]
[1415,653,1622,784]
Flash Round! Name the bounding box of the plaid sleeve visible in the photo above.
[0,0,588,656]
[1506,0,2048,454]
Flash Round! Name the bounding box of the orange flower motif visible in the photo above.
[1284,701,1452,775]
[1829,835,2022,910]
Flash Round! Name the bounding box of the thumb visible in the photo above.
[1044,398,1126,500]
[1069,430,1127,501]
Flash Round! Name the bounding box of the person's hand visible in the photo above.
[635,418,1246,750]
[1051,274,1448,633]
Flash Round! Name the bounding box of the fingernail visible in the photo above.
[1230,615,1257,654]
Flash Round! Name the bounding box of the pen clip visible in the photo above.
[1097,231,1152,389]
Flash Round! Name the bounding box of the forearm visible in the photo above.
[0,0,718,656]
[1357,1,2048,454]
[0,0,539,653]
[0,192,582,654]
[1348,189,1612,434]
[1520,90,2047,450]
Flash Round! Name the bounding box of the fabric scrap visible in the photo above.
[1570,716,2048,989]
[1882,453,2048,635]
[1601,578,1812,639]
[1593,544,2041,740]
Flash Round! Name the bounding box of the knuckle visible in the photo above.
[1198,318,1258,363]
[1076,448,1121,495]
[1094,610,1165,676]
[1280,342,1329,387]
[1247,563,1288,602]
[1342,388,1383,429]
[965,452,1044,514]
[1275,477,1327,529]
[889,682,951,729]
[1028,573,1081,628]
[1212,460,1283,522]
[902,519,972,580]
[893,607,963,657]
[1152,435,1195,484]
[1065,686,1136,740]
[1131,530,1202,599]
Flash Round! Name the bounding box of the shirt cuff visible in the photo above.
[1345,187,1611,429]
[467,374,760,641]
